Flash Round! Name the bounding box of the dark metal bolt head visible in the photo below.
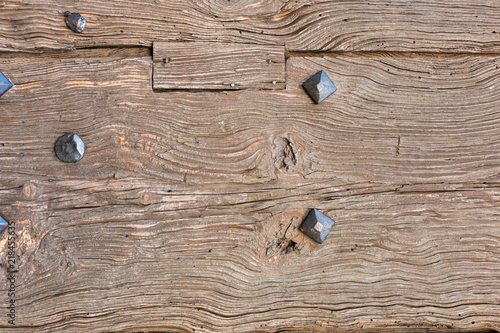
[0,71,13,97]
[0,215,8,235]
[302,70,337,104]
[55,133,85,163]
[65,12,87,33]
[299,209,335,244]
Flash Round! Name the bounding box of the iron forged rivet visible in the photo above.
[55,133,85,163]
[0,215,8,235]
[272,80,277,85]
[0,71,13,97]
[302,70,337,104]
[230,83,235,87]
[299,209,335,244]
[65,12,87,33]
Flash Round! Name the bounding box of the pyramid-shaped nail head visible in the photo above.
[66,12,87,33]
[0,71,13,97]
[302,70,337,104]
[55,133,85,163]
[299,209,335,244]
[0,215,8,235]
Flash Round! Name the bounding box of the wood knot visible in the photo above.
[253,209,313,266]
[22,183,39,199]
[272,136,298,174]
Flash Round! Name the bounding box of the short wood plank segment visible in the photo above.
[1,0,500,52]
[153,42,285,90]
[1,55,500,331]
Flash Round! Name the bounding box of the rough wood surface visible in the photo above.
[1,0,500,52]
[153,42,285,90]
[1,53,500,332]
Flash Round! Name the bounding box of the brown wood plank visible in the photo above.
[1,54,500,331]
[2,54,500,185]
[153,42,285,90]
[1,0,500,53]
[1,178,500,332]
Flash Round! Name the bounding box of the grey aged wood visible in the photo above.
[153,42,285,90]
[0,53,500,332]
[1,0,500,52]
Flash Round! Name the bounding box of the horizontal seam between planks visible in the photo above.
[3,46,500,59]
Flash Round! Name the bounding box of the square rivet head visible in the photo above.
[0,71,13,97]
[302,70,337,104]
[299,209,335,244]
[0,215,8,235]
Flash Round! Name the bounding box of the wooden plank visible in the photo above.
[1,0,500,53]
[153,42,285,90]
[2,54,500,185]
[1,54,500,331]
[1,178,500,332]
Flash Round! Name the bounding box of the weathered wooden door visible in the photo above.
[1,1,500,332]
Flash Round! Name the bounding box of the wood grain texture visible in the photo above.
[1,0,500,52]
[1,54,500,332]
[153,42,285,90]
[3,53,500,185]
[1,178,500,332]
